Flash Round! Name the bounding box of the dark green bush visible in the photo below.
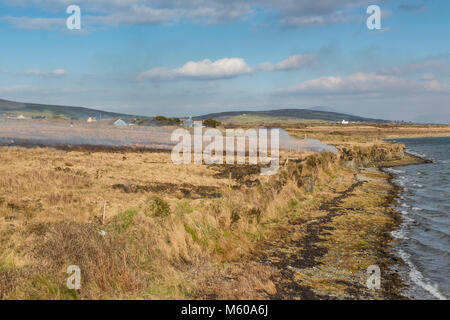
[231,210,240,224]
[145,197,171,217]
[247,208,262,223]
[203,119,221,128]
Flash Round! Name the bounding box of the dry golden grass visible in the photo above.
[0,144,334,299]
[287,123,450,144]
[0,148,228,222]
[0,125,429,299]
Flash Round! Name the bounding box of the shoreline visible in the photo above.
[380,146,448,300]
[196,145,429,300]
[384,134,450,139]
[378,150,434,300]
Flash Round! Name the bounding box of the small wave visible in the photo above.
[396,180,405,187]
[397,249,447,300]
[388,168,405,174]
[405,149,428,159]
[392,229,409,240]
[412,207,423,211]
[396,209,415,223]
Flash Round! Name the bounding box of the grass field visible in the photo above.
[0,145,305,299]
[0,121,447,299]
[286,123,450,143]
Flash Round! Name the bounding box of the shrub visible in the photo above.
[306,155,318,167]
[145,197,171,217]
[152,116,181,126]
[114,209,138,232]
[230,210,240,224]
[203,119,221,128]
[247,208,262,223]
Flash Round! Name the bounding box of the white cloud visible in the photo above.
[398,4,426,12]
[177,58,252,79]
[137,58,252,81]
[257,54,316,71]
[0,16,65,30]
[379,57,450,77]
[85,5,180,26]
[280,11,344,27]
[0,85,78,94]
[0,85,33,93]
[138,54,315,81]
[276,72,450,96]
[136,67,176,81]
[2,0,386,28]
[17,69,67,77]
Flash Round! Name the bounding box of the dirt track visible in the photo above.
[264,178,365,300]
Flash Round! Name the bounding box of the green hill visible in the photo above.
[0,98,142,120]
[1,99,389,124]
[196,109,388,124]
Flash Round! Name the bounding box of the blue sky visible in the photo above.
[0,0,449,123]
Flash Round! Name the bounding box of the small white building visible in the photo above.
[341,120,349,125]
[17,114,26,120]
[114,119,128,126]
[182,117,194,127]
[87,117,97,123]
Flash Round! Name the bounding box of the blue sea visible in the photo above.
[386,137,449,300]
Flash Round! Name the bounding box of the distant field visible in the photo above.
[286,123,450,144]
[0,118,174,149]
[214,114,330,125]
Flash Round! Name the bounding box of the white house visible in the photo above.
[114,119,128,126]
[87,117,97,123]
[341,120,349,125]
[182,117,194,127]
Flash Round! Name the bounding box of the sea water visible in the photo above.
[386,137,449,300]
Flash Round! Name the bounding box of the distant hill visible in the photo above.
[0,98,142,120]
[305,106,338,113]
[196,108,388,123]
[0,98,390,124]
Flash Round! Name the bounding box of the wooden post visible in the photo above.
[102,201,106,224]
